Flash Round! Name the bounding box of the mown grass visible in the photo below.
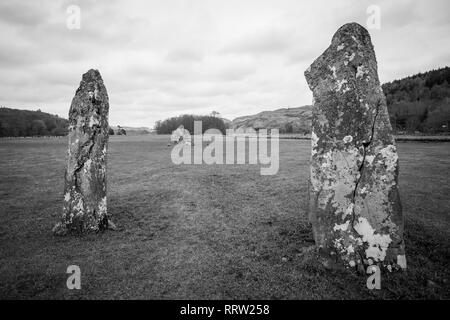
[0,135,449,299]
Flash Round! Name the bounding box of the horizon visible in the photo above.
[0,0,449,127]
[0,103,317,127]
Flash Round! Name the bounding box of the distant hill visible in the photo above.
[221,117,232,128]
[0,107,68,137]
[231,106,312,134]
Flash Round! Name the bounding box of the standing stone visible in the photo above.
[304,23,406,271]
[53,69,113,235]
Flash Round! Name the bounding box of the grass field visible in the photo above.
[0,135,449,299]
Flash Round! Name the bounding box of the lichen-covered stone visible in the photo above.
[304,23,406,271]
[53,69,110,234]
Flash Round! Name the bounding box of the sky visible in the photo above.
[0,0,449,128]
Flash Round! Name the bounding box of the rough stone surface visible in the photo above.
[304,23,406,271]
[53,69,110,235]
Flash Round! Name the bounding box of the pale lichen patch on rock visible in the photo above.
[311,131,319,156]
[397,254,407,269]
[329,65,337,79]
[379,144,398,172]
[356,65,368,79]
[354,217,392,262]
[333,220,350,232]
[336,79,348,92]
[344,52,355,63]
[343,135,353,143]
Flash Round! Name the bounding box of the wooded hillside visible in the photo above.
[0,107,68,137]
[382,66,450,133]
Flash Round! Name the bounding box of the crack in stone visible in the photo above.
[66,121,103,223]
[350,99,381,236]
[73,127,99,184]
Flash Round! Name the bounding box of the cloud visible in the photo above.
[221,28,293,55]
[165,49,204,63]
[0,1,51,26]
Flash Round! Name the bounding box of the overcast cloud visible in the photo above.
[0,0,449,127]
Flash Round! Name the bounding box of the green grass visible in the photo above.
[0,135,449,299]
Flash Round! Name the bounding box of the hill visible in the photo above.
[221,117,232,128]
[231,67,450,135]
[232,106,312,134]
[0,107,68,137]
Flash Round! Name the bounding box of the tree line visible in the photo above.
[154,114,228,134]
[382,66,450,134]
[0,107,129,137]
[0,107,69,137]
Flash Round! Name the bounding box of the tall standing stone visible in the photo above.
[304,23,406,271]
[53,69,112,235]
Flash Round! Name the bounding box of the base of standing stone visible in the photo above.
[52,218,118,236]
[51,222,68,236]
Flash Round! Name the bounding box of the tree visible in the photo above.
[406,116,421,133]
[155,114,227,135]
[52,127,68,136]
[285,123,293,134]
[0,121,8,136]
[424,101,450,133]
[45,118,57,132]
[31,119,47,136]
[382,67,450,134]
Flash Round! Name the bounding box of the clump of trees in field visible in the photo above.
[154,114,229,134]
[382,66,450,134]
[0,107,68,137]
